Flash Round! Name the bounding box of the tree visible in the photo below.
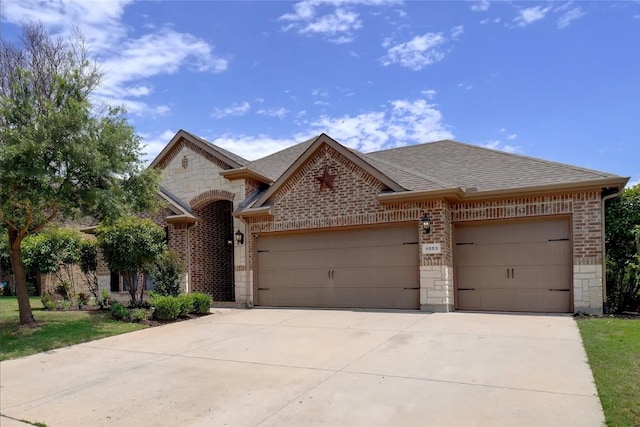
[0,23,159,325]
[97,217,165,307]
[605,184,640,312]
[79,239,99,299]
[149,249,185,297]
[22,228,83,298]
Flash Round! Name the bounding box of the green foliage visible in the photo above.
[0,231,11,274]
[151,295,181,320]
[41,293,56,310]
[79,239,99,298]
[149,249,185,297]
[97,217,165,307]
[191,293,212,314]
[131,308,148,322]
[110,302,130,321]
[26,282,36,296]
[177,293,195,317]
[0,23,160,325]
[606,185,640,312]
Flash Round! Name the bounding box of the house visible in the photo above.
[99,129,628,314]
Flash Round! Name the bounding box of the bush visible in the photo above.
[177,293,195,317]
[152,295,180,320]
[58,299,72,310]
[26,282,37,296]
[149,249,185,297]
[41,293,56,310]
[191,293,212,314]
[131,308,148,322]
[111,302,130,321]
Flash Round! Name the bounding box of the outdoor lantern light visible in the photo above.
[235,229,245,245]
[421,213,432,234]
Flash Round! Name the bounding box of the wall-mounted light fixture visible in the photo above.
[420,213,432,234]
[235,229,245,245]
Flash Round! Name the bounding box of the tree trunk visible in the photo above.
[8,229,36,325]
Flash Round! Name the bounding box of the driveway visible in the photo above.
[0,309,603,427]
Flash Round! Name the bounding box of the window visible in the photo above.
[110,271,120,292]
[144,274,155,291]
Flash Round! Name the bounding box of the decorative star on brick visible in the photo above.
[315,166,337,191]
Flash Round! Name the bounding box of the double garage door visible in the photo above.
[255,225,419,309]
[454,218,572,313]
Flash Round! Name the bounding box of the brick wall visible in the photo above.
[190,200,234,301]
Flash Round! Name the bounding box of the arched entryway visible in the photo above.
[190,200,235,301]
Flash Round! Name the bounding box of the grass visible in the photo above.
[577,317,640,427]
[0,296,147,361]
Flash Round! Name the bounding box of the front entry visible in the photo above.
[191,200,235,301]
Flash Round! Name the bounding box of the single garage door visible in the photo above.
[256,225,419,309]
[454,218,571,313]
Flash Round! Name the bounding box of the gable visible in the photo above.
[268,144,397,222]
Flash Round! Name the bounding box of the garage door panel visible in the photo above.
[256,225,419,309]
[455,219,571,313]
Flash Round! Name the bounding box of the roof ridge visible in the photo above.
[363,152,453,189]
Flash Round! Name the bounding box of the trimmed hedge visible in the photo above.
[152,295,181,320]
[191,293,211,314]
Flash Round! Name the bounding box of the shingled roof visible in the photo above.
[164,131,626,205]
[364,140,624,193]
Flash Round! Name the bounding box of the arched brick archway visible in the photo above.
[190,200,234,301]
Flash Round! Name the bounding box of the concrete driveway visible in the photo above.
[0,309,603,427]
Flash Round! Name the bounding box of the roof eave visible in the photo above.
[165,214,198,225]
[461,177,630,201]
[233,205,273,218]
[219,167,273,184]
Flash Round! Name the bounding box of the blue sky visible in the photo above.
[1,0,638,186]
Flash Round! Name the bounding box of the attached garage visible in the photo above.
[255,224,419,309]
[454,218,572,313]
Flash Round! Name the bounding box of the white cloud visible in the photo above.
[481,140,520,153]
[199,95,452,161]
[210,135,301,161]
[382,32,448,71]
[626,178,639,188]
[470,0,491,12]
[280,0,401,43]
[140,129,176,162]
[306,97,453,152]
[1,0,228,118]
[257,107,289,119]
[450,25,464,40]
[212,102,251,118]
[514,6,551,27]
[557,7,586,29]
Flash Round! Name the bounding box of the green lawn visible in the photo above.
[577,317,640,427]
[0,296,147,361]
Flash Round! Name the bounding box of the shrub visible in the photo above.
[131,308,148,322]
[111,302,130,321]
[191,293,212,314]
[177,293,195,317]
[58,299,72,310]
[26,282,37,296]
[152,295,180,321]
[41,293,56,310]
[149,249,185,297]
[76,293,88,309]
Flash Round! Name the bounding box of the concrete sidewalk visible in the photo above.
[0,309,604,426]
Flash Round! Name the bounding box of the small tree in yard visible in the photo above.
[97,217,165,307]
[22,228,83,298]
[79,239,99,299]
[149,249,185,297]
[0,23,159,324]
[606,184,640,312]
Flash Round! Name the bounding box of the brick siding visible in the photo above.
[190,200,235,301]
